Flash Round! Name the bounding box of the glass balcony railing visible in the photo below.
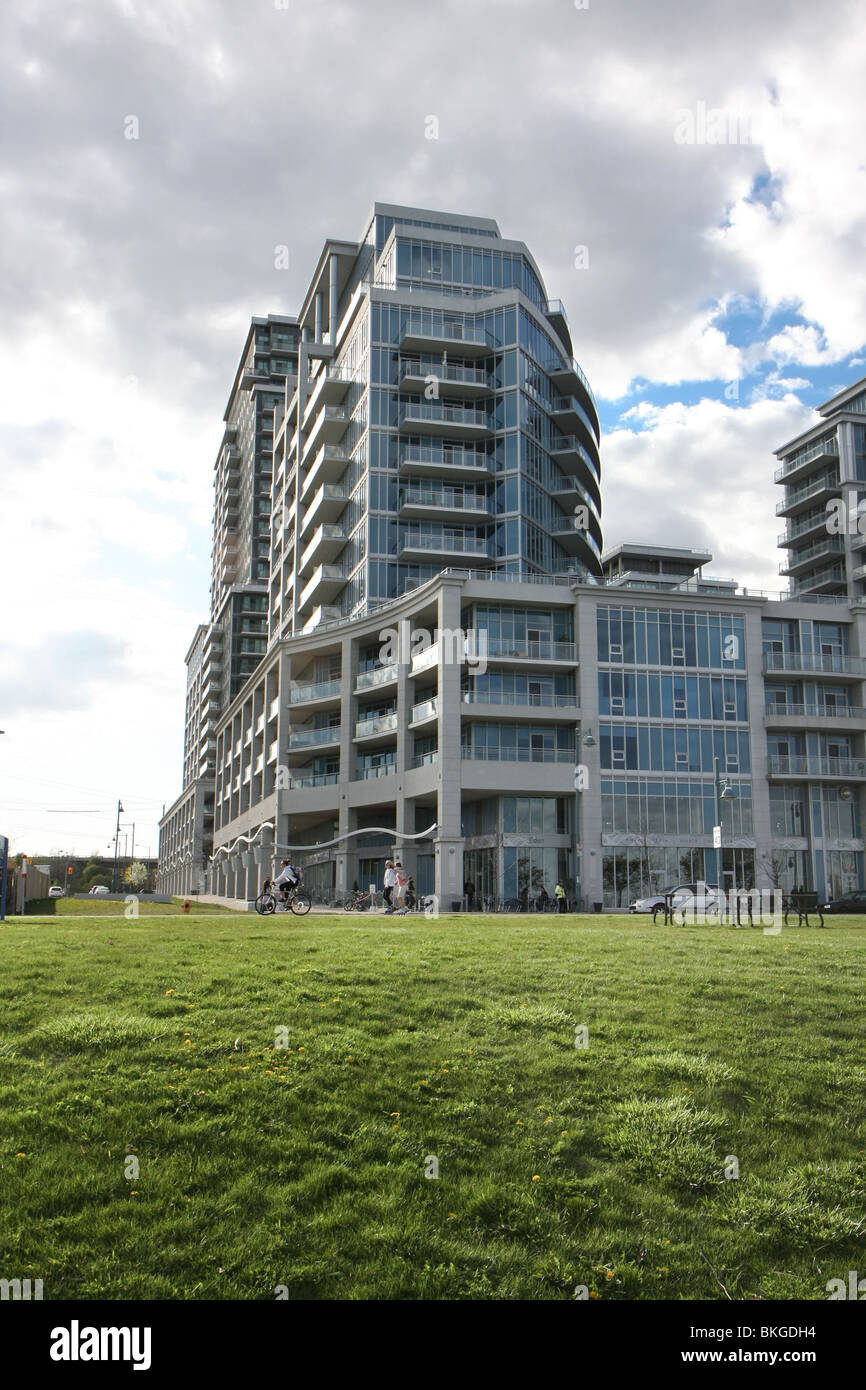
[354,762,397,780]
[289,679,342,704]
[485,637,578,662]
[774,435,838,482]
[289,772,340,789]
[410,698,438,723]
[400,533,490,556]
[461,746,575,763]
[412,749,438,767]
[355,663,398,691]
[399,403,490,430]
[461,689,579,708]
[399,361,491,389]
[355,712,398,738]
[399,487,489,514]
[288,726,341,748]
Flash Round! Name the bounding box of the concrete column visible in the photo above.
[435,582,465,906]
[329,253,339,344]
[315,292,323,342]
[575,591,603,908]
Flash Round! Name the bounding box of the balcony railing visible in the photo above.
[486,637,578,662]
[764,702,866,720]
[763,652,866,676]
[289,679,342,704]
[399,446,489,473]
[399,402,490,430]
[355,712,399,738]
[288,726,341,749]
[356,663,398,691]
[401,532,490,556]
[354,762,397,780]
[399,487,489,514]
[774,434,838,482]
[766,755,866,778]
[412,749,438,767]
[410,698,439,723]
[776,474,840,515]
[399,362,491,389]
[461,689,579,708]
[788,564,846,595]
[289,772,340,789]
[461,746,576,763]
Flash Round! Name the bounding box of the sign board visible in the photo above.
[712,826,722,849]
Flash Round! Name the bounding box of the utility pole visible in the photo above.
[111,799,124,892]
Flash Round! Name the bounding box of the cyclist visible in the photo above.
[273,859,301,907]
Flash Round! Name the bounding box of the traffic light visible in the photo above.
[66,865,74,878]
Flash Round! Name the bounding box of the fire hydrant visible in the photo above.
[183,899,191,914]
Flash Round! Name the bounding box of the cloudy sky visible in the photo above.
[1,0,864,860]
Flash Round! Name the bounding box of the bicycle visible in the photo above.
[782,892,825,929]
[342,889,383,912]
[255,881,312,916]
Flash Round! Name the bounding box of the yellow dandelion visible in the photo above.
[165,989,174,995]
[561,1130,568,1136]
[240,1065,249,1071]
[298,1046,305,1051]
[130,1190,138,1195]
[389,1112,400,1117]
[606,1271,615,1280]
[531,1175,540,1181]
[15,1152,26,1158]
[661,1266,669,1273]
[516,1121,524,1127]
[589,1290,600,1300]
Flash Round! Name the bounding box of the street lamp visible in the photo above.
[712,756,736,891]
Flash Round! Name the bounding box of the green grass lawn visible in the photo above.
[0,911,863,1301]
[19,898,234,917]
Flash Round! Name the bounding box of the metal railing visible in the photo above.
[288,726,341,748]
[767,755,866,778]
[774,435,838,482]
[763,652,866,675]
[356,663,399,691]
[461,689,579,708]
[461,746,576,763]
[764,702,866,720]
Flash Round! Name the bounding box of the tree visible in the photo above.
[123,861,148,890]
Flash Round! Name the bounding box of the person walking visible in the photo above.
[394,861,408,914]
[555,880,568,913]
[383,859,397,914]
[536,884,549,911]
[405,874,416,911]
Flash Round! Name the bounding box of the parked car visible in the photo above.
[48,885,65,898]
[821,889,866,913]
[630,882,725,915]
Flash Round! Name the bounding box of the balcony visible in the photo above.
[299,563,344,610]
[289,678,342,705]
[410,697,439,725]
[399,361,494,398]
[289,771,340,789]
[461,746,576,763]
[399,486,489,522]
[546,357,600,436]
[355,663,398,692]
[354,712,399,740]
[412,749,438,767]
[398,532,493,564]
[777,511,836,549]
[776,474,840,517]
[302,369,352,424]
[399,318,495,357]
[766,755,866,779]
[486,637,578,664]
[299,522,348,576]
[288,725,341,750]
[764,702,866,723]
[398,446,491,481]
[774,434,839,484]
[461,689,579,710]
[301,444,349,498]
[302,405,350,461]
[763,652,866,678]
[548,435,601,500]
[354,760,397,781]
[300,483,349,535]
[301,604,342,633]
[788,563,847,596]
[398,402,492,439]
[779,538,845,577]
